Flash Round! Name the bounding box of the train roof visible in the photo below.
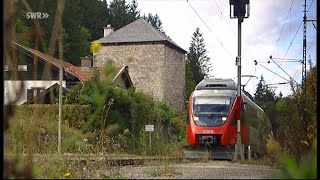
[195,78,237,90]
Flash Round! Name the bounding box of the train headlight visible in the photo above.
[193,116,199,121]
[222,117,227,122]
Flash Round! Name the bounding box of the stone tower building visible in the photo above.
[94,18,187,112]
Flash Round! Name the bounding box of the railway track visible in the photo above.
[6,154,183,166]
[183,145,236,160]
[6,150,235,168]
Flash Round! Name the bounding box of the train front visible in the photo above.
[185,79,237,148]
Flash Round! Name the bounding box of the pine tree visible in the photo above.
[185,61,196,100]
[108,0,140,30]
[254,75,278,135]
[187,27,212,84]
[254,75,277,105]
[143,13,164,33]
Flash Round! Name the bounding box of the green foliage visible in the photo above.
[169,116,185,142]
[63,104,91,129]
[187,27,212,84]
[254,75,277,104]
[185,60,196,100]
[143,13,164,33]
[15,16,30,47]
[79,0,110,40]
[273,140,317,179]
[254,65,317,165]
[254,75,280,142]
[63,62,181,155]
[107,0,140,30]
[5,105,90,154]
[15,0,155,65]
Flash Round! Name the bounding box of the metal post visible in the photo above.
[58,34,63,153]
[149,131,151,150]
[233,17,244,161]
[302,0,308,145]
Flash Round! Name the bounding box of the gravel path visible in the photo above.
[95,160,279,179]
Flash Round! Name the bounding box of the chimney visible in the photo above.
[103,24,114,37]
[80,56,92,71]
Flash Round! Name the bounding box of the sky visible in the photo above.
[135,0,317,97]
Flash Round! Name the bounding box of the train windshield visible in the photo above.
[192,96,233,127]
[193,96,232,115]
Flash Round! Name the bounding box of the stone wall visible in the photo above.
[163,45,186,111]
[94,43,185,112]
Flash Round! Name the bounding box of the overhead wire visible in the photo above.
[274,0,317,92]
[254,60,289,82]
[209,0,256,93]
[306,0,315,15]
[269,20,303,84]
[270,0,314,83]
[186,0,233,57]
[270,0,296,56]
[211,0,237,36]
[307,31,316,53]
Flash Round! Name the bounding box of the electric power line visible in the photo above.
[254,60,289,82]
[271,0,296,56]
[269,20,303,84]
[211,0,237,36]
[279,67,300,93]
[269,56,299,84]
[211,0,256,92]
[279,0,315,93]
[306,0,315,14]
[270,0,315,85]
[186,0,233,57]
[307,32,316,53]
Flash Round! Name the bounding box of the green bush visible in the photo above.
[63,65,184,155]
[273,140,317,179]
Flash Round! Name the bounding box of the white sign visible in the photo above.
[145,125,154,132]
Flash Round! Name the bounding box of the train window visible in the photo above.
[193,96,232,115]
[205,84,227,88]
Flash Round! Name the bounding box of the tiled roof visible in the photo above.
[11,42,126,82]
[97,18,187,53]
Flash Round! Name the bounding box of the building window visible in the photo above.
[18,65,28,71]
[27,87,45,101]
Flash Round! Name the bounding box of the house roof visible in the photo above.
[97,18,187,54]
[11,42,133,85]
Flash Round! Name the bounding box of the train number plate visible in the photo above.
[203,130,213,134]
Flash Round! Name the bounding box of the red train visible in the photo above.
[185,78,272,158]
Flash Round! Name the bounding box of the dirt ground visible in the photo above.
[94,160,279,179]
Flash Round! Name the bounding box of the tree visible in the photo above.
[185,60,196,100]
[14,0,149,66]
[79,0,110,40]
[254,75,278,135]
[187,27,212,84]
[108,0,140,30]
[143,13,164,33]
[254,75,277,105]
[272,65,317,161]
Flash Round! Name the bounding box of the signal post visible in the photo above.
[229,0,250,160]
